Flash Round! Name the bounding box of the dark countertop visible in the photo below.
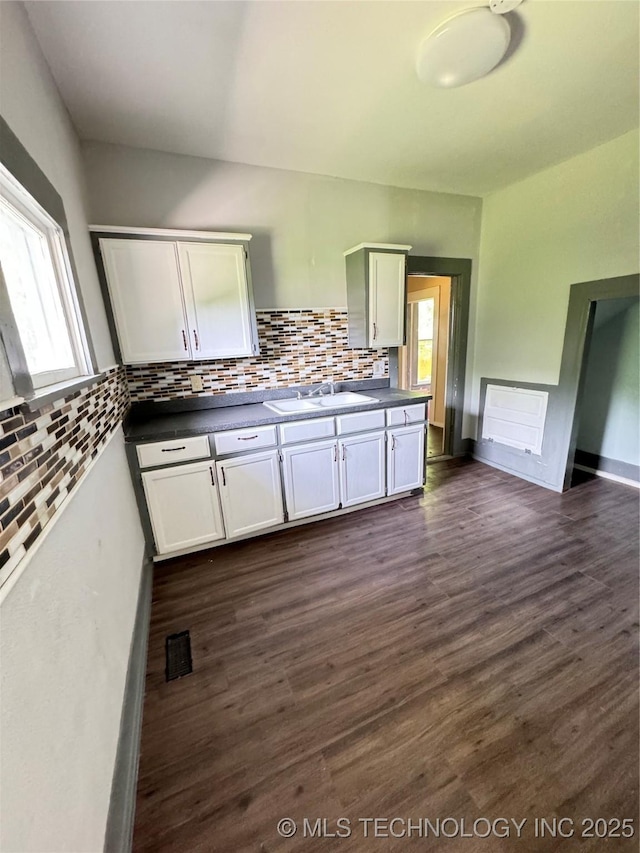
[125,387,432,443]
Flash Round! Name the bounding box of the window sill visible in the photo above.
[25,372,105,411]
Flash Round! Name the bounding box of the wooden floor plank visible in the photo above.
[133,459,639,852]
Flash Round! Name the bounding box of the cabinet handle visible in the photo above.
[209,466,215,486]
[238,435,258,441]
[161,446,186,452]
[404,409,409,426]
[221,466,226,486]
[181,330,188,351]
[333,445,337,463]
[342,445,346,462]
[391,435,397,451]
[193,329,199,350]
[373,322,377,341]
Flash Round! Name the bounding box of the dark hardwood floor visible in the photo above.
[133,459,639,852]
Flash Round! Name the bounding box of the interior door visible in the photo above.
[100,238,190,363]
[216,450,283,537]
[368,251,406,347]
[142,460,225,554]
[179,242,254,359]
[339,432,386,507]
[282,439,340,520]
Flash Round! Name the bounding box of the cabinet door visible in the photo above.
[339,432,386,508]
[282,439,340,521]
[387,425,425,495]
[178,242,255,359]
[368,251,406,347]
[100,239,190,363]
[142,461,225,555]
[216,450,283,538]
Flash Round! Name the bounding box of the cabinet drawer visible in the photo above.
[137,435,210,469]
[278,417,335,445]
[336,409,385,435]
[214,424,277,455]
[386,404,426,426]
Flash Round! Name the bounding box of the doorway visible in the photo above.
[399,275,452,458]
[569,295,639,488]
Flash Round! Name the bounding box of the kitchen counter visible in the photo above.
[125,387,432,443]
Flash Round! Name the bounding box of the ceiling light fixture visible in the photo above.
[416,1,523,89]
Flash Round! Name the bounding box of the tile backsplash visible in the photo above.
[0,366,129,585]
[126,310,388,402]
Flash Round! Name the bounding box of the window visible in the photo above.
[408,297,435,388]
[0,163,90,390]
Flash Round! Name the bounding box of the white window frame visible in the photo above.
[0,163,91,390]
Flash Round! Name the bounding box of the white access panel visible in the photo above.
[482,385,549,455]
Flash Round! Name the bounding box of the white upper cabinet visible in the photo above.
[178,242,255,359]
[344,243,411,349]
[100,239,189,363]
[96,229,258,364]
[368,252,406,347]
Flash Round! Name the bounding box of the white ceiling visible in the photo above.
[24,0,639,196]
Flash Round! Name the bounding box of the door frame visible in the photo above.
[559,273,639,490]
[394,256,472,458]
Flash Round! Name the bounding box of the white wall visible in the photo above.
[81,140,483,310]
[0,4,145,851]
[82,140,483,435]
[0,432,144,853]
[471,129,639,435]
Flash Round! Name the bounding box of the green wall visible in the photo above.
[577,297,639,467]
[471,129,639,437]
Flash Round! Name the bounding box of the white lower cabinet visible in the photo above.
[339,432,386,507]
[387,425,425,495]
[142,460,225,555]
[282,438,340,520]
[216,450,284,537]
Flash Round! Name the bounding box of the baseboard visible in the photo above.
[104,559,153,853]
[574,464,640,489]
[574,449,639,483]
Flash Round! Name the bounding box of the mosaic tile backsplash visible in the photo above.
[126,310,389,402]
[0,366,129,584]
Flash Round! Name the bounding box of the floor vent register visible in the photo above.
[165,630,193,681]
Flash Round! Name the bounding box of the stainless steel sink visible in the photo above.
[263,391,378,415]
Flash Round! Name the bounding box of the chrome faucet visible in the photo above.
[308,381,336,397]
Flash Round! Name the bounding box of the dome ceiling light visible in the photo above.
[416,1,524,89]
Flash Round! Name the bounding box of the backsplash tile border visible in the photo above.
[126,309,389,402]
[0,366,129,586]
